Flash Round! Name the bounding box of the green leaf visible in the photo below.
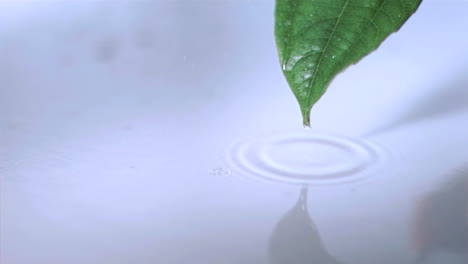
[275,0,422,126]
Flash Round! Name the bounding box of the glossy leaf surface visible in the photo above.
[275,0,422,126]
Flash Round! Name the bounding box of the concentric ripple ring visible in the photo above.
[227,132,386,185]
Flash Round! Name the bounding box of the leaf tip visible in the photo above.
[301,106,311,128]
[303,118,311,128]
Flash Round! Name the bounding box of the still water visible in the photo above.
[1,0,468,263]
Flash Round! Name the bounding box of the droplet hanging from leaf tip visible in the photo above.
[301,107,311,128]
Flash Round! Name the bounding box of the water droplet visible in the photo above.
[310,45,321,52]
[285,55,304,70]
[210,168,232,176]
[299,90,308,98]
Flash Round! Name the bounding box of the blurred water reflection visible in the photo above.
[412,165,468,263]
[269,187,341,264]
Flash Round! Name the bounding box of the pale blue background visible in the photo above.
[1,1,468,263]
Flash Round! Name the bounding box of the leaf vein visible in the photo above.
[304,0,350,104]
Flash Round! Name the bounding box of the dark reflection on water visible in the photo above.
[412,166,468,263]
[269,187,342,264]
[95,35,119,63]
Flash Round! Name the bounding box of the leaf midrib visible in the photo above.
[305,0,350,105]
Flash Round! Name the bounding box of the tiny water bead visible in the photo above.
[210,168,232,176]
[227,132,387,185]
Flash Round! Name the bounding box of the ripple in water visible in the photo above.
[227,132,387,185]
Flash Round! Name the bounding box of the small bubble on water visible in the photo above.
[210,168,232,176]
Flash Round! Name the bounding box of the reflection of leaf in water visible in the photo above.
[275,0,422,126]
[269,188,341,264]
[95,36,118,63]
[412,166,468,262]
